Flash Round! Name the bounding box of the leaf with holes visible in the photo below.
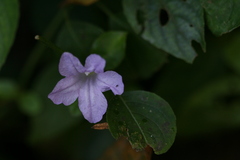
[123,0,205,63]
[106,91,176,155]
[0,0,19,69]
[202,0,240,36]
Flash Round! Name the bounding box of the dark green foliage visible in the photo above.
[0,0,19,69]
[1,0,240,159]
[107,91,176,154]
[202,0,240,35]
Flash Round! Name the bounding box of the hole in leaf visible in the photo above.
[189,24,193,27]
[159,9,169,26]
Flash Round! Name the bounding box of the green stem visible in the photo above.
[19,9,65,87]
[35,35,64,54]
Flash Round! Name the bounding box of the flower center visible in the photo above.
[85,72,95,76]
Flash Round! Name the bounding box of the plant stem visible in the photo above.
[19,9,65,87]
[34,35,64,54]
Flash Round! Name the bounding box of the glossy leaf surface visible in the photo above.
[107,91,176,155]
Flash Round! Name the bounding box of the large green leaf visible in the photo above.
[106,91,176,155]
[91,31,127,70]
[0,0,19,69]
[123,0,205,63]
[108,12,168,79]
[202,0,240,36]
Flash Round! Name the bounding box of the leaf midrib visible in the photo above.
[119,95,148,145]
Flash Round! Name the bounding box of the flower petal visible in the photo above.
[59,52,85,76]
[84,54,106,73]
[78,76,107,123]
[97,71,124,95]
[48,75,84,105]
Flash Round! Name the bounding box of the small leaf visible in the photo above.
[107,91,176,155]
[18,91,42,116]
[55,20,103,59]
[0,79,18,100]
[0,0,19,69]
[123,0,205,63]
[202,0,240,36]
[91,31,127,70]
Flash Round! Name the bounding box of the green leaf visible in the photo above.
[0,0,19,69]
[55,20,103,59]
[106,91,176,155]
[123,0,205,63]
[91,31,127,70]
[18,91,42,116]
[202,0,240,36]
[0,79,18,100]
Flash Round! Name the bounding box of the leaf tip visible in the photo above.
[35,35,40,40]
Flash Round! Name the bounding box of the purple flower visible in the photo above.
[48,52,124,123]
